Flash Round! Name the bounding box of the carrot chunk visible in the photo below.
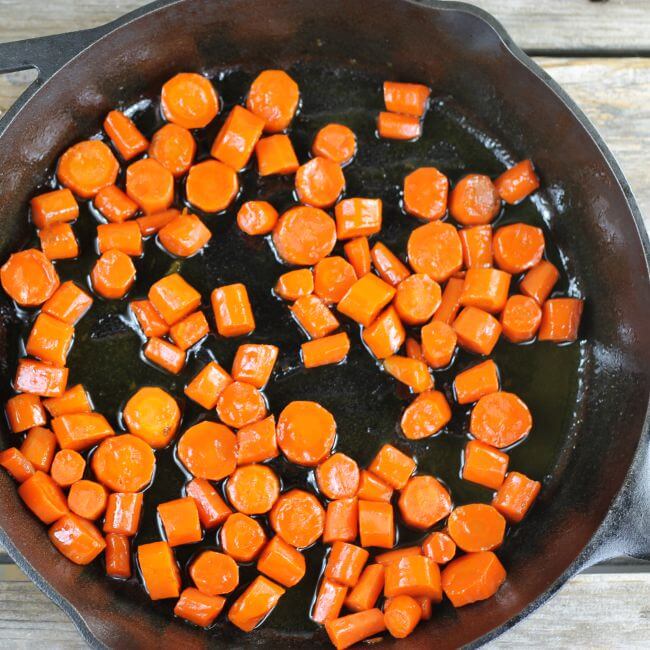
[31,188,79,229]
[357,470,393,502]
[462,440,509,489]
[1,248,60,307]
[312,579,348,624]
[50,449,86,487]
[137,541,181,600]
[394,274,441,326]
[144,337,186,374]
[460,268,511,314]
[184,361,232,409]
[422,532,457,565]
[231,344,278,388]
[95,185,139,223]
[221,513,267,562]
[174,588,225,627]
[384,594,422,639]
[369,444,415,489]
[358,500,394,548]
[362,306,405,359]
[104,492,143,536]
[326,541,369,587]
[161,72,219,129]
[403,167,448,221]
[520,259,560,304]
[448,503,506,552]
[227,576,285,632]
[383,355,433,393]
[126,158,174,215]
[57,140,119,199]
[449,174,501,226]
[405,337,424,362]
[106,533,131,579]
[247,70,300,132]
[493,223,545,273]
[67,479,108,520]
[255,134,299,175]
[345,564,385,612]
[460,225,493,269]
[257,536,306,587]
[375,547,422,567]
[338,273,396,326]
[384,555,442,601]
[211,105,265,171]
[470,390,532,448]
[371,242,411,286]
[323,498,358,544]
[237,201,279,236]
[44,384,92,417]
[158,497,202,546]
[130,300,168,338]
[91,249,136,299]
[211,283,255,337]
[454,359,500,405]
[39,223,79,260]
[169,311,209,350]
[401,390,451,440]
[158,212,211,257]
[216,381,267,428]
[433,276,465,325]
[123,386,180,448]
[494,160,540,204]
[295,157,345,208]
[177,421,236,481]
[149,123,196,177]
[538,298,583,342]
[136,208,180,236]
[343,237,371,277]
[501,294,542,342]
[42,281,93,325]
[275,268,313,300]
[302,332,350,368]
[190,549,239,595]
[398,475,452,529]
[384,81,431,116]
[0,447,35,482]
[313,124,357,165]
[236,415,278,465]
[453,306,502,355]
[14,358,68,397]
[92,434,155,492]
[270,489,325,548]
[316,453,360,500]
[18,470,68,523]
[441,551,506,607]
[49,513,105,565]
[20,426,56,472]
[97,221,143,257]
[407,221,463,282]
[421,320,457,368]
[378,112,421,140]
[326,608,386,650]
[186,160,239,213]
[26,313,74,367]
[314,256,357,304]
[492,471,541,522]
[226,464,280,514]
[291,294,339,339]
[6,393,46,433]
[186,478,232,529]
[148,273,201,326]
[335,198,382,239]
[104,110,148,161]
[272,206,336,265]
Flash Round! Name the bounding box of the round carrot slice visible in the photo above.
[422,531,456,564]
[161,72,219,129]
[190,550,239,595]
[407,221,463,282]
[401,390,452,440]
[237,201,279,236]
[393,274,441,325]
[177,421,236,481]
[403,167,449,221]
[272,206,336,266]
[57,140,119,199]
[421,320,457,369]
[246,70,300,132]
[91,249,136,299]
[449,174,501,226]
[398,476,452,529]
[313,256,357,304]
[493,223,545,273]
[216,381,267,429]
[226,464,280,515]
[447,503,506,552]
[295,157,345,208]
[185,160,239,213]
[500,294,542,343]
[91,434,155,492]
[1,249,59,306]
[270,489,325,548]
[469,391,532,448]
[441,550,506,607]
[384,595,422,639]
[123,386,180,448]
[316,453,360,500]
[126,158,174,215]
[276,401,336,467]
[50,449,85,487]
[312,124,357,165]
[67,479,108,520]
[149,123,196,177]
[220,512,267,562]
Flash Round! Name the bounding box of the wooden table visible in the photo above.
[0,1,649,647]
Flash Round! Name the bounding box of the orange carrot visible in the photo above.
[369,444,415,489]
[31,188,78,229]
[103,492,143,536]
[144,337,186,374]
[169,310,209,350]
[235,415,278,465]
[398,475,452,529]
[358,500,394,548]
[394,274,441,326]
[220,513,267,562]
[345,564,385,612]
[0,448,35,483]
[520,259,560,304]
[335,198,382,239]
[313,124,357,165]
[453,359,500,404]
[91,434,155,492]
[247,70,300,132]
[226,464,280,514]
[375,547,422,567]
[185,478,232,529]
[405,337,424,362]
[449,174,501,226]
[51,412,113,451]
[401,390,451,440]
[295,157,345,208]
[38,223,79,260]
[158,497,202,546]
[538,298,583,342]
[57,140,119,199]
[323,497,358,544]
[14,358,68,397]
[26,312,74,367]
[67,479,108,520]
[433,276,465,325]
[384,594,422,639]
[378,112,421,140]
[448,504,506,552]
[441,551,506,607]
[325,608,386,650]
[211,105,265,171]
[216,381,267,428]
[494,160,540,204]
[501,294,542,342]
[174,588,225,628]
[211,283,255,337]
[42,281,92,325]
[460,268,511,314]
[148,272,201,325]
[371,242,411,286]
[257,536,306,587]
[49,513,106,565]
[227,576,285,632]
[137,541,181,600]
[123,386,180,448]
[343,237,371,277]
[422,531,456,564]
[97,221,143,256]
[231,343,278,388]
[158,212,211,257]
[470,390,532,448]
[136,208,180,236]
[255,134,299,175]
[403,167,448,221]
[184,361,232,409]
[314,256,357,304]
[274,268,314,300]
[95,185,139,223]
[493,223,545,273]
[106,533,131,579]
[291,294,339,339]
[384,81,431,116]
[312,579,348,624]
[384,555,442,601]
[383,355,433,393]
[337,273,396,326]
[104,110,148,160]
[1,248,60,307]
[326,541,369,587]
[185,160,239,213]
[90,249,136,299]
[407,221,463,282]
[43,384,92,417]
[316,453,360,500]
[421,320,457,368]
[50,449,85,487]
[126,158,173,215]
[237,201,279,235]
[177,421,236,481]
[492,471,541,523]
[357,470,393,502]
[462,440,509,489]
[20,426,56,472]
[272,206,336,265]
[190,550,239,596]
[452,306,502,355]
[149,123,196,177]
[362,306,406,359]
[18,471,68,523]
[161,72,219,129]
[460,225,493,268]
[270,489,325,548]
[302,332,350,368]
[6,393,47,433]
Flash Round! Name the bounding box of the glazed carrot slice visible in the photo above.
[335,198,382,240]
[313,124,357,165]
[312,579,349,624]
[362,306,406,359]
[371,242,411,287]
[97,221,143,256]
[158,497,202,546]
[454,359,500,404]
[501,294,542,342]
[161,72,219,129]
[91,249,136,299]
[237,201,279,236]
[257,536,306,587]
[185,160,239,213]
[358,500,394,548]
[453,306,502,355]
[104,110,148,161]
[226,464,280,514]
[92,434,155,492]
[106,533,131,579]
[520,259,560,304]
[137,541,182,600]
[383,355,433,393]
[276,400,336,467]
[357,470,393,503]
[221,512,267,562]
[384,81,431,116]
[369,444,415,489]
[316,453,360,500]
[394,274,441,326]
[158,212,211,257]
[177,421,236,481]
[126,158,174,215]
[103,492,143,536]
[20,426,56,472]
[323,497,358,544]
[295,157,345,209]
[232,344,278,388]
[67,479,108,520]
[227,576,285,632]
[211,283,255,337]
[494,160,540,204]
[326,541,369,587]
[326,608,386,650]
[403,167,448,221]
[448,504,506,552]
[378,112,421,140]
[14,359,68,397]
[492,471,541,523]
[422,532,457,564]
[49,513,106,565]
[39,223,79,260]
[273,205,336,265]
[384,595,422,639]
[275,268,313,300]
[405,337,424,362]
[144,337,186,374]
[18,470,68,523]
[538,298,583,342]
[375,547,422,567]
[460,225,493,269]
[174,588,225,627]
[95,185,139,223]
[460,268,511,314]
[26,312,74,367]
[291,294,339,339]
[433,276,464,325]
[302,332,350,368]
[50,449,85,487]
[149,273,201,325]
[314,256,357,304]
[51,412,113,451]
[31,188,78,229]
[130,300,168,338]
[6,394,46,433]
[421,320,457,368]
[338,273,396,326]
[449,174,501,226]
[343,237,371,277]
[149,123,196,177]
[211,105,265,171]
[1,248,59,307]
[57,140,119,199]
[442,551,506,607]
[255,134,299,175]
[463,440,509,489]
[247,70,300,132]
[470,390,532,448]
[184,361,232,409]
[401,390,452,440]
[345,564,385,612]
[190,550,239,596]
[185,478,232,529]
[123,386,180,448]
[42,281,93,325]
[493,223,545,273]
[169,310,209,350]
[216,381,267,428]
[398,476,452,529]
[0,448,35,483]
[136,208,180,236]
[270,489,325,548]
[236,415,278,465]
[408,221,463,282]
[384,555,442,601]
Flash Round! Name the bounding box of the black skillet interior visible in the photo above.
[0,1,648,648]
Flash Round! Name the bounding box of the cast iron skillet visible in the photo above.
[0,0,649,648]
